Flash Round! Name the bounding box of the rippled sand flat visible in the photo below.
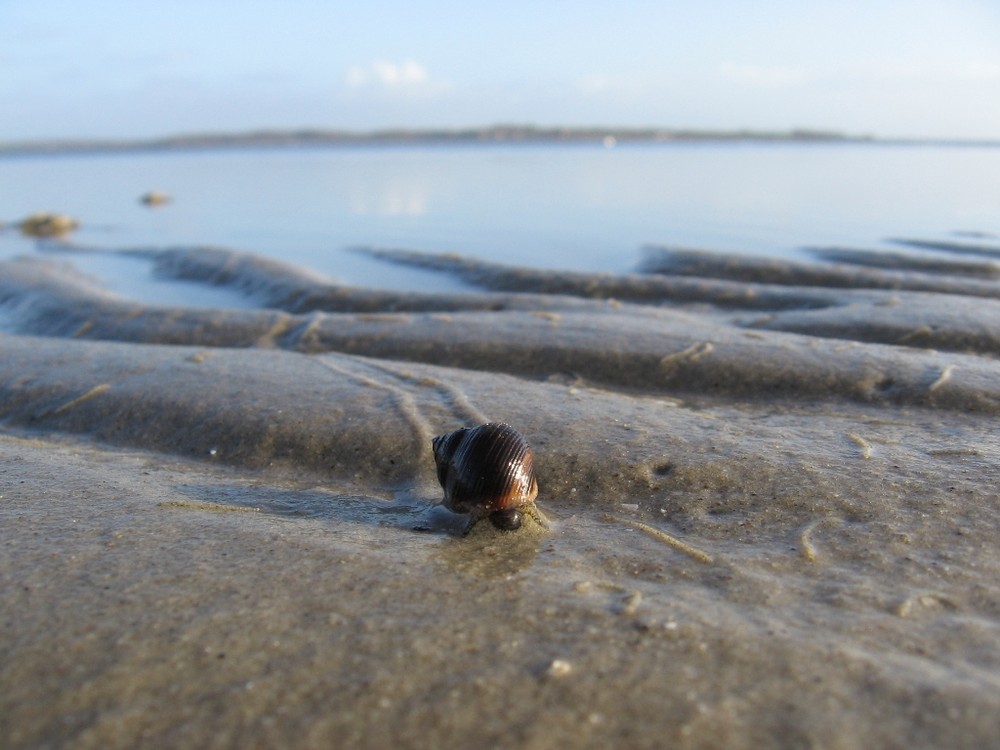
[2,240,999,749]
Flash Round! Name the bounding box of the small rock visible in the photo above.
[19,212,79,238]
[546,659,572,677]
[140,191,171,207]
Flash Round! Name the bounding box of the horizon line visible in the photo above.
[2,124,999,154]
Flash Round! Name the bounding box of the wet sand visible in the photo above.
[2,240,1000,748]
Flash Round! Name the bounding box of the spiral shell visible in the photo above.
[431,422,539,531]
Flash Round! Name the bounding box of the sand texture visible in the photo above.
[2,240,1000,749]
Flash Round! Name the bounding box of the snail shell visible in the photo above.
[431,422,539,531]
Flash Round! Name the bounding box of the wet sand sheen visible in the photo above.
[2,240,1000,749]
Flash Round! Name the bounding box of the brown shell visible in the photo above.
[431,422,539,518]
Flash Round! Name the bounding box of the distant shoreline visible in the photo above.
[2,125,998,156]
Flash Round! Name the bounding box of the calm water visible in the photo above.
[2,143,999,300]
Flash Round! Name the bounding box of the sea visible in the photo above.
[2,141,999,303]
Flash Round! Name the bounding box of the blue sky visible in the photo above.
[2,0,999,140]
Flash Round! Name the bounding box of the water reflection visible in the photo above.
[349,178,429,217]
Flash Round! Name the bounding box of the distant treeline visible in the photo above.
[1,125,995,155]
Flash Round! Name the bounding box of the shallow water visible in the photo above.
[2,147,1000,748]
[3,143,1000,297]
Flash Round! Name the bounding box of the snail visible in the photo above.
[431,422,539,533]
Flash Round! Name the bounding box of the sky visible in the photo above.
[2,0,999,141]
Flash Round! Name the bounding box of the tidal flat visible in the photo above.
[2,239,1000,749]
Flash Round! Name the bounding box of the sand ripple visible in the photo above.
[2,240,1000,748]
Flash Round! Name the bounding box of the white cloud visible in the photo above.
[346,59,431,89]
[837,59,1000,87]
[575,74,645,97]
[961,62,1000,81]
[718,63,808,89]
